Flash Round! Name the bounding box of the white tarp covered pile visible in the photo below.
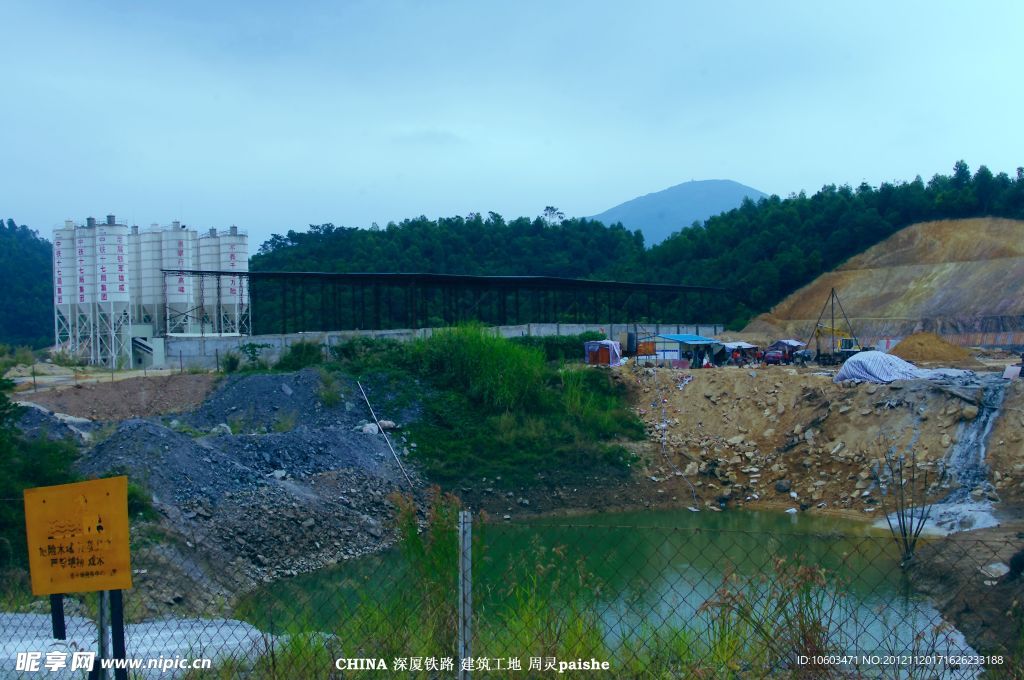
[835,350,974,384]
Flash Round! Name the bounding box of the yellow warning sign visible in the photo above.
[24,477,133,595]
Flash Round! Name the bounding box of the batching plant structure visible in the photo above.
[53,215,249,367]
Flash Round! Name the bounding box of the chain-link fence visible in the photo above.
[3,510,1023,679]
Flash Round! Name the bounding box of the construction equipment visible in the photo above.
[807,288,862,365]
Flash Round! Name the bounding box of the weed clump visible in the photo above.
[276,341,325,371]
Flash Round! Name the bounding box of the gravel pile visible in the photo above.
[70,368,424,597]
[15,401,98,444]
[184,367,360,431]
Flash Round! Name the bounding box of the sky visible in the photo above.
[2,0,1022,248]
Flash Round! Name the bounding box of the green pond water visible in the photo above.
[240,508,975,664]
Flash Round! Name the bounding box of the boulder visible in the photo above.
[775,479,792,493]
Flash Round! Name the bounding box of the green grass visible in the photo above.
[316,368,342,407]
[509,331,604,362]
[222,351,242,373]
[321,326,643,487]
[272,411,298,433]
[275,341,325,371]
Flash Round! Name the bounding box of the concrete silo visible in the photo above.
[52,221,78,355]
[53,215,250,367]
[93,215,133,367]
[162,221,198,335]
[218,225,250,335]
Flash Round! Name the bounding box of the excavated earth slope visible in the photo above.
[745,218,1024,343]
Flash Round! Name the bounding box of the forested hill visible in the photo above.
[255,213,647,280]
[0,219,53,347]
[254,162,1024,327]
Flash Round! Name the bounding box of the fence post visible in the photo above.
[457,510,472,680]
[89,590,110,679]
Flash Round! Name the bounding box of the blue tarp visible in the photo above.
[657,334,718,345]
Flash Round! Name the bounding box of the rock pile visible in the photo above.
[73,369,425,596]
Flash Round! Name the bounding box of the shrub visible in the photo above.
[238,342,272,367]
[0,380,79,568]
[411,325,546,412]
[276,341,325,371]
[509,331,605,363]
[316,369,342,407]
[50,350,86,368]
[127,481,158,521]
[222,352,241,373]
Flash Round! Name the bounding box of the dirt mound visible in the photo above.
[23,374,219,420]
[891,333,973,363]
[743,217,1024,342]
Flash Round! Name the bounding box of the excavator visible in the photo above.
[806,288,863,365]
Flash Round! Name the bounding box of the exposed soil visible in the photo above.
[463,363,1023,526]
[891,332,983,367]
[987,379,1024,506]
[21,373,220,420]
[745,217,1024,341]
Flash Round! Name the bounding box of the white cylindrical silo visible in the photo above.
[52,226,77,350]
[95,223,131,304]
[218,228,248,333]
[162,228,194,304]
[162,227,197,333]
[198,230,222,334]
[137,229,163,325]
[52,227,76,306]
[199,229,221,271]
[75,227,96,306]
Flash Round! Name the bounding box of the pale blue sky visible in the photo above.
[2,1,1022,247]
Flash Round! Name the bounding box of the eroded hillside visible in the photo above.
[745,218,1024,342]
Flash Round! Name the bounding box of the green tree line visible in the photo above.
[4,161,1024,346]
[253,161,1024,328]
[0,218,54,347]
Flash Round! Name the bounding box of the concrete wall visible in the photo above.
[164,322,725,369]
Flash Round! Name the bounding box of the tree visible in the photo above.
[542,206,565,225]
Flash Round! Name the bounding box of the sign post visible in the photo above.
[24,477,133,678]
[48,594,66,639]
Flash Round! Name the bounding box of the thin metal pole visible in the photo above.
[356,381,414,489]
[109,590,128,680]
[457,510,473,680]
[90,591,109,680]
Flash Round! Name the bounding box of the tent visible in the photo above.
[767,339,806,352]
[584,339,623,366]
[722,341,758,350]
[655,334,723,367]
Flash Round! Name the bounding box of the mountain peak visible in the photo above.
[589,179,767,245]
